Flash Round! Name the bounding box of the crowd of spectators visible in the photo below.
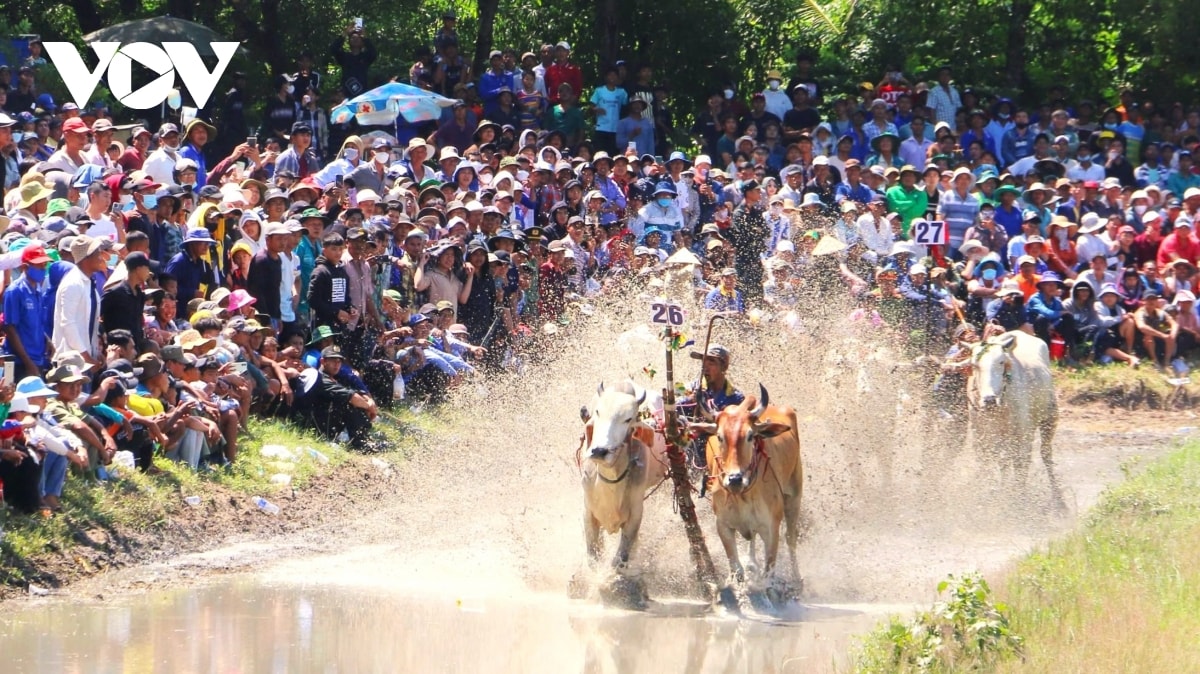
[0,18,1199,516]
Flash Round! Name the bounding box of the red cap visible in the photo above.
[62,117,89,134]
[1083,180,1100,189]
[21,245,52,266]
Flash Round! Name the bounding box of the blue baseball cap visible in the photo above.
[71,164,105,189]
[183,228,217,244]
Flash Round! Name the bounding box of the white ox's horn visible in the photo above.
[698,391,716,421]
[749,384,768,419]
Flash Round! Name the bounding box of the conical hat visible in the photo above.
[811,235,848,256]
[664,248,702,267]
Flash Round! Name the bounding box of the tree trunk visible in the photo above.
[68,0,104,35]
[1004,0,1033,90]
[164,0,195,20]
[473,0,501,80]
[598,0,619,67]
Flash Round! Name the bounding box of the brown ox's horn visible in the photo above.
[749,384,768,418]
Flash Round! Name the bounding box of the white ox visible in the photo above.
[580,381,669,570]
[970,330,1065,508]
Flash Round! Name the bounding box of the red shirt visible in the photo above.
[537,261,567,318]
[1131,233,1162,268]
[545,62,583,104]
[1157,232,1200,267]
[117,147,144,171]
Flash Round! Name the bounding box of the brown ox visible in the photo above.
[692,385,802,583]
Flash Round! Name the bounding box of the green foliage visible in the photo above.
[5,0,1200,132]
[854,572,1024,673]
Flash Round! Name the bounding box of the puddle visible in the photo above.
[0,579,898,674]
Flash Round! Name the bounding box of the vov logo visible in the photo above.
[43,41,238,110]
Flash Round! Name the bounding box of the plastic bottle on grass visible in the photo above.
[253,497,281,515]
[306,448,329,464]
[184,496,202,506]
[393,373,406,401]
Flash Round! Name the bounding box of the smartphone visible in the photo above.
[354,17,363,31]
[247,136,257,150]
[626,141,637,153]
[335,174,344,188]
[1,362,12,387]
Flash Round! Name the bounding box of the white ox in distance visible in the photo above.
[970,330,1066,509]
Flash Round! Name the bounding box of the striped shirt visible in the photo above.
[938,189,981,251]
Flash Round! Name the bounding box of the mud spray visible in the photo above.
[334,284,1070,606]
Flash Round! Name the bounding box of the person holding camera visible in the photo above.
[330,22,377,98]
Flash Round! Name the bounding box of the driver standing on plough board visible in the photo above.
[677,344,745,489]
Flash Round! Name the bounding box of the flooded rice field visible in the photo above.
[0,305,1181,672]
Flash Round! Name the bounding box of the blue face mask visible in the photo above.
[121,200,136,213]
[656,197,673,208]
[981,267,998,281]
[142,194,158,209]
[25,266,46,284]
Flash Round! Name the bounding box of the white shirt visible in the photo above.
[87,213,119,242]
[762,88,791,121]
[857,213,894,256]
[53,265,100,358]
[1074,232,1112,266]
[143,148,181,187]
[280,251,298,322]
[84,145,113,169]
[1066,162,1105,182]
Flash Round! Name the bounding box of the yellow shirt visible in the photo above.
[127,393,164,417]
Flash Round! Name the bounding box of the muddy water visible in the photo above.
[0,302,1185,672]
[0,420,1176,674]
[0,579,900,673]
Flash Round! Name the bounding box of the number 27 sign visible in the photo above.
[912,220,948,246]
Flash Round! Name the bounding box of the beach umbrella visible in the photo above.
[330,82,458,126]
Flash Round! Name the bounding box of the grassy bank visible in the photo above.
[852,440,1200,673]
[0,408,433,593]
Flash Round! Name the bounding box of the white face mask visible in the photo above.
[119,194,133,205]
[374,151,389,165]
[1055,229,1068,242]
[345,148,359,161]
[768,81,780,91]
[1134,205,1148,216]
[723,89,734,99]
[285,85,295,95]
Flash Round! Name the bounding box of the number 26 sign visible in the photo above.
[649,300,685,326]
[912,220,948,246]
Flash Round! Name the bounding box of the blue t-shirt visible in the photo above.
[3,276,48,366]
[590,86,628,134]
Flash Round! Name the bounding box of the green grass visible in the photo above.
[851,440,1200,673]
[0,417,348,587]
[1055,361,1177,399]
